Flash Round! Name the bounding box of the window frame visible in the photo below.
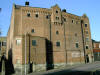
[56,41,60,47]
[75,42,79,48]
[56,31,59,35]
[32,40,37,46]
[31,29,35,33]
[86,45,89,49]
[27,13,30,17]
[16,39,21,46]
[35,14,38,18]
[85,24,88,27]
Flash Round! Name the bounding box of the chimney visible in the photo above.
[25,1,29,6]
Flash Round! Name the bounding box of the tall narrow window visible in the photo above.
[72,20,74,23]
[76,43,79,48]
[86,45,89,49]
[32,40,36,46]
[85,24,87,27]
[64,18,66,22]
[31,29,34,33]
[56,41,60,47]
[27,13,30,17]
[35,14,38,18]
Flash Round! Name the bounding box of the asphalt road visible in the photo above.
[29,61,100,75]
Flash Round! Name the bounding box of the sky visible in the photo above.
[0,0,100,41]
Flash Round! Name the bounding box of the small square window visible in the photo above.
[76,43,79,48]
[32,40,36,46]
[85,24,87,27]
[56,31,59,35]
[31,29,34,33]
[35,14,38,18]
[16,39,21,45]
[27,13,30,17]
[86,45,89,49]
[56,42,60,47]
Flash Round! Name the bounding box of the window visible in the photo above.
[35,14,38,18]
[46,15,49,19]
[76,21,78,24]
[64,18,66,22]
[56,41,60,47]
[16,59,20,64]
[56,17,59,20]
[86,37,89,41]
[2,41,6,46]
[27,13,30,17]
[86,45,89,49]
[32,40,36,46]
[76,43,79,48]
[56,10,58,13]
[75,33,77,37]
[56,31,59,35]
[85,24,87,27]
[72,20,74,23]
[31,29,34,33]
[86,31,88,34]
[16,39,21,45]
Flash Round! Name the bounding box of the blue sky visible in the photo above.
[0,0,100,41]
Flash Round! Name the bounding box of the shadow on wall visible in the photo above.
[5,48,15,75]
[46,39,54,70]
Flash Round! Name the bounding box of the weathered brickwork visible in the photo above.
[0,37,6,61]
[6,3,93,72]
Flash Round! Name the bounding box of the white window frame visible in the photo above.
[16,38,22,45]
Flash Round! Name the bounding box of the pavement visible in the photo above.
[28,61,100,75]
[1,61,100,75]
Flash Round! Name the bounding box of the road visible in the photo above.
[29,61,100,75]
[1,61,100,75]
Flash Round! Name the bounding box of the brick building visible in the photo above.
[6,2,93,72]
[92,40,100,61]
[0,37,6,61]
